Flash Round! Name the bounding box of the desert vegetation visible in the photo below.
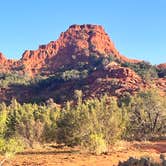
[118,155,166,166]
[0,72,30,88]
[0,53,165,165]
[122,61,159,81]
[0,88,165,164]
[0,24,165,165]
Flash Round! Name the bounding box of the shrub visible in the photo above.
[0,104,7,136]
[126,89,166,140]
[118,155,166,166]
[5,99,60,147]
[122,61,158,81]
[62,70,80,81]
[56,94,128,153]
[0,72,30,88]
[158,68,166,78]
[0,137,24,165]
[0,137,24,157]
[82,133,107,155]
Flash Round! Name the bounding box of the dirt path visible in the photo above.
[1,141,166,166]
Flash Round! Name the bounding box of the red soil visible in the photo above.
[1,141,166,166]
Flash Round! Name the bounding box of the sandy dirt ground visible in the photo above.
[0,141,166,166]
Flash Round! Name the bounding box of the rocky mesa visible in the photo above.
[0,24,140,76]
[0,24,165,103]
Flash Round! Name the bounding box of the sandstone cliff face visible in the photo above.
[157,63,166,69]
[0,24,165,103]
[0,52,16,73]
[0,52,6,63]
[0,24,140,76]
[84,66,145,98]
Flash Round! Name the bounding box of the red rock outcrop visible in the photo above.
[157,63,166,69]
[0,52,7,63]
[0,52,16,73]
[155,78,166,94]
[0,24,165,103]
[85,66,145,98]
[0,24,141,76]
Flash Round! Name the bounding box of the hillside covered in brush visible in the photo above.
[0,24,165,104]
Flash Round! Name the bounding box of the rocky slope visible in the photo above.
[0,24,140,76]
[0,52,16,73]
[0,24,165,103]
[157,63,166,69]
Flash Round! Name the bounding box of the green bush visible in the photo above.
[158,68,166,78]
[82,133,107,155]
[0,72,31,88]
[0,137,24,158]
[56,93,128,153]
[5,99,60,147]
[118,155,166,166]
[122,61,158,81]
[0,137,24,165]
[125,89,166,140]
[0,87,165,156]
[0,104,7,137]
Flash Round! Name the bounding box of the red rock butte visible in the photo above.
[0,24,141,76]
[0,24,165,103]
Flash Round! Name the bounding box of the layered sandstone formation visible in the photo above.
[0,24,140,76]
[0,24,165,103]
[157,63,166,69]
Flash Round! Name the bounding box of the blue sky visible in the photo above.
[0,0,165,64]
